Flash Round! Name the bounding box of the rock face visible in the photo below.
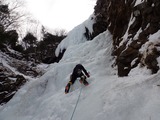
[0,48,44,104]
[0,64,26,104]
[93,0,160,76]
[1,46,44,77]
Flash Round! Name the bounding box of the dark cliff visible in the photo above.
[92,0,160,76]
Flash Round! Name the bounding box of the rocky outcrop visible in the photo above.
[1,47,44,77]
[0,49,44,104]
[0,64,26,104]
[93,0,160,76]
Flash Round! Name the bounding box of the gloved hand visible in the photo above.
[87,72,90,78]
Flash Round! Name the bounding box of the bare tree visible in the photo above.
[0,0,26,32]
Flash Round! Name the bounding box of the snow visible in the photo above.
[1,3,160,120]
[120,14,135,46]
[134,0,145,7]
[55,14,95,57]
[149,30,160,43]
[133,28,142,40]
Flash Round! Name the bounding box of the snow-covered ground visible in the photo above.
[0,15,160,120]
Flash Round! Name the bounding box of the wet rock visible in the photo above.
[93,0,160,76]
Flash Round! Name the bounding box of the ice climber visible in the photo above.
[65,64,90,94]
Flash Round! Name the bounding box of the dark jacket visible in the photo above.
[72,64,89,77]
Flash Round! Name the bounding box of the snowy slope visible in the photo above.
[1,15,160,120]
